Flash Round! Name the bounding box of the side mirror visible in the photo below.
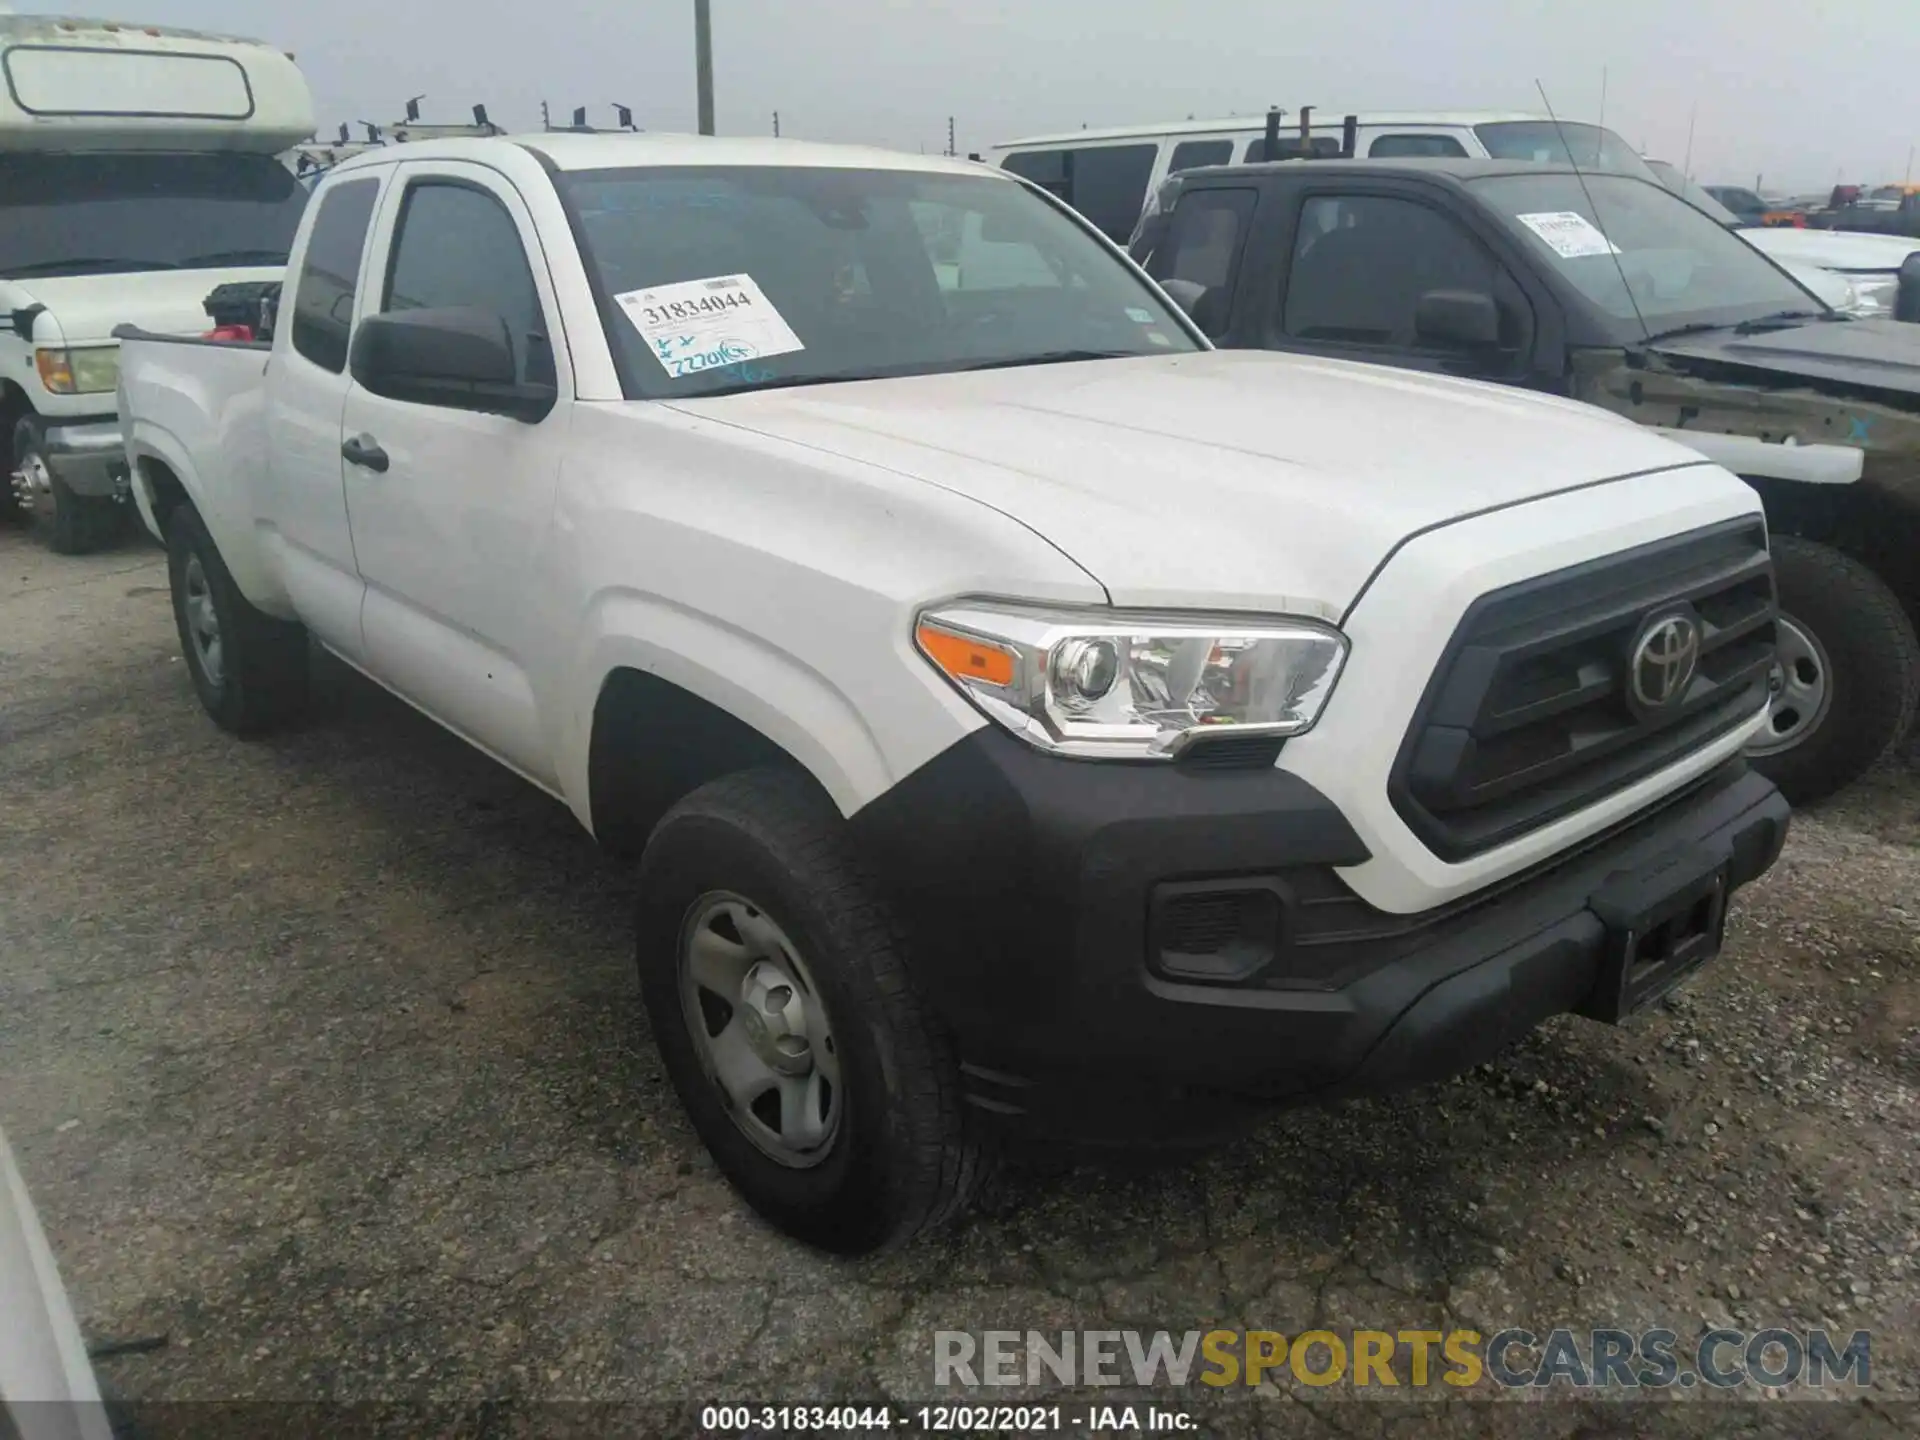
[351,306,557,422]
[1160,278,1206,316]
[1896,253,1920,324]
[1414,288,1501,349]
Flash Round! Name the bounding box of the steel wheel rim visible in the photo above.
[15,451,55,522]
[677,891,842,1169]
[182,553,225,690]
[1750,613,1832,756]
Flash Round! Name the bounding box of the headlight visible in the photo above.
[35,346,119,395]
[915,601,1348,759]
[1841,274,1898,318]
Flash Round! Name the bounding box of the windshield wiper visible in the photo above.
[946,349,1147,374]
[677,351,1147,400]
[1734,309,1827,333]
[1639,320,1733,344]
[179,249,290,268]
[0,257,178,277]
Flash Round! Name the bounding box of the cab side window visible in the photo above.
[289,177,379,373]
[1146,188,1256,337]
[379,181,555,388]
[1281,194,1509,349]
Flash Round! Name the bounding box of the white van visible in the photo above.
[990,111,1658,242]
[1,14,312,551]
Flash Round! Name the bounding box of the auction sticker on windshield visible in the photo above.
[1515,211,1621,259]
[614,274,805,378]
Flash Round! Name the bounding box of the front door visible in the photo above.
[260,171,385,659]
[338,160,570,788]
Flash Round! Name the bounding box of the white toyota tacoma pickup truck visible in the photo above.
[117,133,1790,1253]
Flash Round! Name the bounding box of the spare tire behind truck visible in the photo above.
[1747,534,1920,804]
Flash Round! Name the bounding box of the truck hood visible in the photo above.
[1743,226,1920,274]
[1648,317,1920,401]
[671,350,1708,617]
[3,266,281,346]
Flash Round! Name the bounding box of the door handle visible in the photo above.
[341,434,389,473]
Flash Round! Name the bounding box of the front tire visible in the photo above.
[166,503,309,735]
[636,769,986,1253]
[1747,535,1920,804]
[12,419,120,554]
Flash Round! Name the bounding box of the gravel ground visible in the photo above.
[1,524,1916,1439]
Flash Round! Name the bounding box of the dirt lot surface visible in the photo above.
[2,526,1916,1439]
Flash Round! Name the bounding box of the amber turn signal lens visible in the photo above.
[916,622,1016,688]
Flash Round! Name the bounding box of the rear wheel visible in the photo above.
[636,769,987,1253]
[11,418,121,554]
[1748,535,1919,804]
[166,503,309,735]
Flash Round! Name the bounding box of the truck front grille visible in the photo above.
[1390,518,1775,862]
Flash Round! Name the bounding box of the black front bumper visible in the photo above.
[848,730,1788,1143]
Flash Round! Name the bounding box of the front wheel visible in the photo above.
[1747,535,1920,804]
[166,503,310,735]
[11,419,120,554]
[636,769,987,1253]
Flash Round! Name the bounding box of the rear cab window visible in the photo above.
[288,177,380,373]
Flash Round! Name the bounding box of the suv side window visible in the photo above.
[1281,193,1504,348]
[1065,144,1161,241]
[1146,188,1256,337]
[289,177,379,373]
[379,181,555,388]
[1007,144,1159,242]
[1168,139,1233,174]
[1369,134,1470,158]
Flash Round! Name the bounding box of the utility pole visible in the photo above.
[1681,101,1697,181]
[1596,66,1607,131]
[694,0,715,135]
[1906,144,1915,186]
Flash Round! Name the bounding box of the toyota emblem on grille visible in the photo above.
[1628,609,1702,712]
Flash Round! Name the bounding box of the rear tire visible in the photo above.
[1748,535,1919,804]
[12,419,121,554]
[636,769,987,1253]
[166,503,309,735]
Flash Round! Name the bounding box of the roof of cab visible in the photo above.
[993,111,1555,151]
[327,131,1007,178]
[0,14,284,46]
[1167,156,1651,186]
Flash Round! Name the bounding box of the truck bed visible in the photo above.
[115,326,278,599]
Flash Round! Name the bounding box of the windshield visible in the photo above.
[1474,121,1658,182]
[559,165,1198,400]
[0,153,307,280]
[1473,171,1820,338]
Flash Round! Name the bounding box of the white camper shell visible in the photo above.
[1,15,313,551]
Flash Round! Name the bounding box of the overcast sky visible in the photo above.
[36,0,1920,192]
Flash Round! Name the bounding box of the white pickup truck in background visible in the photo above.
[118,133,1789,1252]
[0,14,312,552]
